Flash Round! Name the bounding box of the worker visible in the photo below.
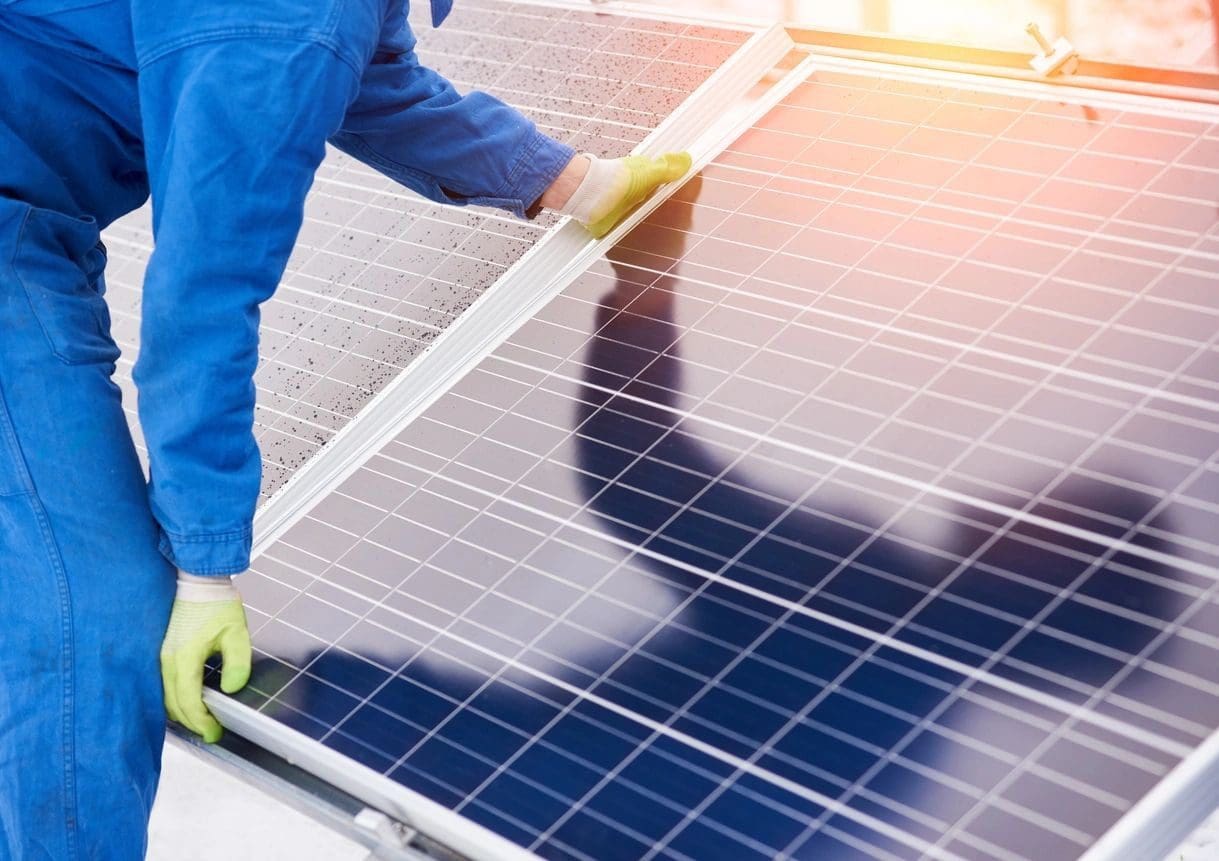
[0,0,691,854]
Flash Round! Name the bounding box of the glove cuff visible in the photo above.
[176,570,241,603]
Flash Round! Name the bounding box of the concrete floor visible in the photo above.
[148,741,365,861]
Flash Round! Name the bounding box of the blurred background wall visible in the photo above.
[630,0,1218,70]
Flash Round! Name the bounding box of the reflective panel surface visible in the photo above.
[101,0,748,500]
[235,70,1219,860]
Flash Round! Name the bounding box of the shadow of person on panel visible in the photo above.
[231,172,1207,861]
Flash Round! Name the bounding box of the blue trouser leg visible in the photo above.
[0,199,176,860]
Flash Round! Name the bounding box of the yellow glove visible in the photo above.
[159,572,252,743]
[559,152,693,239]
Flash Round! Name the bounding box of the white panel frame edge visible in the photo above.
[1082,727,1219,861]
[808,52,1219,124]
[200,24,810,861]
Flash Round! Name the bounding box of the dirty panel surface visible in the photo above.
[101,0,749,501]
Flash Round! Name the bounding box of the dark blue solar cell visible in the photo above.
[585,780,691,845]
[390,761,466,808]
[593,483,679,532]
[1006,629,1124,690]
[308,647,391,699]
[471,771,568,833]
[910,598,1021,652]
[664,508,757,560]
[261,699,329,740]
[673,594,775,650]
[601,654,706,721]
[737,534,841,589]
[1075,565,1194,621]
[618,456,712,503]
[822,804,935,858]
[854,535,961,588]
[790,828,886,861]
[772,508,872,561]
[543,709,646,775]
[752,625,857,683]
[978,534,1090,589]
[947,567,1054,621]
[461,799,544,853]
[407,737,497,796]
[576,437,641,482]
[1044,598,1160,656]
[771,720,878,786]
[551,809,654,861]
[325,729,396,772]
[468,679,567,736]
[615,744,720,810]
[370,675,457,730]
[508,743,606,804]
[335,703,423,760]
[866,761,977,831]
[647,533,735,573]
[665,815,776,861]
[841,661,949,719]
[676,686,790,758]
[809,692,913,752]
[641,623,735,676]
[397,652,487,703]
[697,480,791,530]
[895,627,992,667]
[823,566,925,620]
[721,655,824,714]
[443,709,528,763]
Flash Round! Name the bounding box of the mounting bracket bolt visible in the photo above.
[355,808,416,859]
[1026,23,1080,77]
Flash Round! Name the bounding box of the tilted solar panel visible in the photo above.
[223,59,1219,860]
[99,0,750,501]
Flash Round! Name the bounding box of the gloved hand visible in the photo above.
[558,152,693,238]
[160,572,252,743]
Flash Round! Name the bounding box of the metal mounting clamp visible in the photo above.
[355,808,419,860]
[1027,21,1080,77]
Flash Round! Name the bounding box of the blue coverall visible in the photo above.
[0,0,574,854]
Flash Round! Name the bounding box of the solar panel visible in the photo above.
[100,0,751,500]
[222,55,1219,860]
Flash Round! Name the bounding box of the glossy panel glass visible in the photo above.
[233,68,1219,860]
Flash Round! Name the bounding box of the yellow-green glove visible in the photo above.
[559,152,693,239]
[160,572,252,743]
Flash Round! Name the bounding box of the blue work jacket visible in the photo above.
[0,0,575,574]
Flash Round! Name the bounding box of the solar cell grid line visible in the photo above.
[97,0,752,500]
[222,65,1219,860]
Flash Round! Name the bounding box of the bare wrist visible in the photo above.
[539,154,590,210]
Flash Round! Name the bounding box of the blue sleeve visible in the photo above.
[331,13,575,219]
[131,36,362,575]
